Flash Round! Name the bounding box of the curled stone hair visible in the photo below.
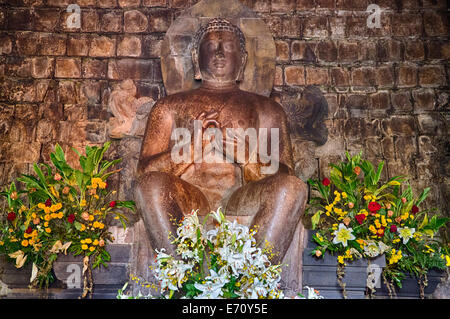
[192,18,247,57]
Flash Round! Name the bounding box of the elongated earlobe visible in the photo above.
[237,51,248,82]
[191,48,202,80]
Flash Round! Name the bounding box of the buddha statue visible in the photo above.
[135,18,307,264]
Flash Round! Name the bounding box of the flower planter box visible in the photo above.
[302,230,386,299]
[302,230,445,299]
[1,244,131,299]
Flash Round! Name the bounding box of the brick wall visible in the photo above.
[0,0,448,217]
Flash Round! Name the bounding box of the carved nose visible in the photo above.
[215,42,225,58]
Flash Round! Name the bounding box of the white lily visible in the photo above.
[332,223,356,247]
[398,226,415,244]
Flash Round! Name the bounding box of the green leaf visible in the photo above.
[311,211,322,230]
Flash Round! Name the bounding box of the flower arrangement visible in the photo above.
[307,151,449,298]
[119,208,285,299]
[0,142,135,297]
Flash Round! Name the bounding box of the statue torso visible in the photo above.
[161,87,273,210]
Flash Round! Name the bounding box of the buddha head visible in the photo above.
[191,18,248,85]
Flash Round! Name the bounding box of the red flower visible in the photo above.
[390,225,397,233]
[411,205,419,215]
[376,227,385,237]
[322,178,330,186]
[355,214,366,224]
[67,214,75,224]
[25,226,32,234]
[45,198,52,207]
[109,201,116,208]
[7,212,16,221]
[368,201,381,213]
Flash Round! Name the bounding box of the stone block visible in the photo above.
[369,91,390,115]
[100,10,123,33]
[55,58,81,78]
[397,64,418,88]
[98,0,118,7]
[419,65,446,87]
[7,9,32,31]
[296,0,315,9]
[317,40,337,62]
[39,33,67,56]
[331,68,350,88]
[284,65,305,86]
[336,0,368,10]
[375,65,394,88]
[148,9,173,32]
[423,11,447,36]
[108,58,154,80]
[305,67,329,86]
[405,40,425,61]
[329,16,346,38]
[391,13,422,37]
[117,35,142,57]
[417,113,444,136]
[31,57,54,78]
[391,90,413,113]
[124,9,148,33]
[381,116,416,137]
[412,88,435,112]
[337,41,358,63]
[352,67,376,88]
[34,8,60,32]
[377,39,401,62]
[81,10,100,32]
[345,16,367,38]
[143,0,166,6]
[142,35,163,58]
[303,16,328,38]
[271,0,296,12]
[82,58,107,79]
[67,35,90,56]
[275,40,290,62]
[395,136,417,164]
[15,32,39,55]
[119,0,141,6]
[291,41,316,62]
[89,36,116,57]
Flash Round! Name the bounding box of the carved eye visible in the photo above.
[223,42,235,51]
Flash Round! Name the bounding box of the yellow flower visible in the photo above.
[44,222,49,227]
[89,246,95,252]
[389,249,402,265]
[342,192,347,199]
[85,238,92,244]
[80,224,86,231]
[44,214,51,221]
[93,239,99,246]
[337,256,345,264]
[369,225,377,234]
[81,244,88,250]
[88,215,94,221]
[57,212,63,219]
[374,219,381,229]
[21,239,29,247]
[359,209,369,216]
[446,255,450,267]
[80,199,87,207]
[50,213,57,219]
[45,228,51,233]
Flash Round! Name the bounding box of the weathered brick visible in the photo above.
[81,10,100,32]
[0,35,12,55]
[345,16,367,38]
[39,33,67,56]
[303,16,328,38]
[15,32,39,55]
[271,0,296,12]
[417,114,444,136]
[369,91,390,114]
[397,64,418,88]
[34,9,60,32]
[419,65,445,87]
[412,88,435,112]
[337,41,358,63]
[395,136,417,164]
[97,0,118,8]
[426,40,446,60]
[391,90,413,112]
[331,68,350,87]
[274,65,283,86]
[31,57,54,78]
[5,57,32,78]
[67,35,90,56]
[58,80,79,104]
[7,9,33,30]
[377,39,401,62]
[405,40,425,61]
[101,10,123,33]
[142,0,166,6]
[55,58,81,78]
[423,11,447,36]
[89,36,116,57]
[119,0,141,6]
[317,40,337,62]
[117,35,142,57]
[316,0,335,8]
[375,65,394,88]
[282,16,302,38]
[142,35,163,58]
[124,9,149,33]
[275,40,290,62]
[291,41,316,62]
[82,58,107,79]
[336,0,368,10]
[148,9,173,33]
[382,116,416,136]
[329,16,345,38]
[296,0,315,10]
[284,65,305,86]
[352,67,376,87]
[391,13,422,37]
[108,58,154,80]
[305,67,329,86]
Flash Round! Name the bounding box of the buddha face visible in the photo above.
[196,30,246,84]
